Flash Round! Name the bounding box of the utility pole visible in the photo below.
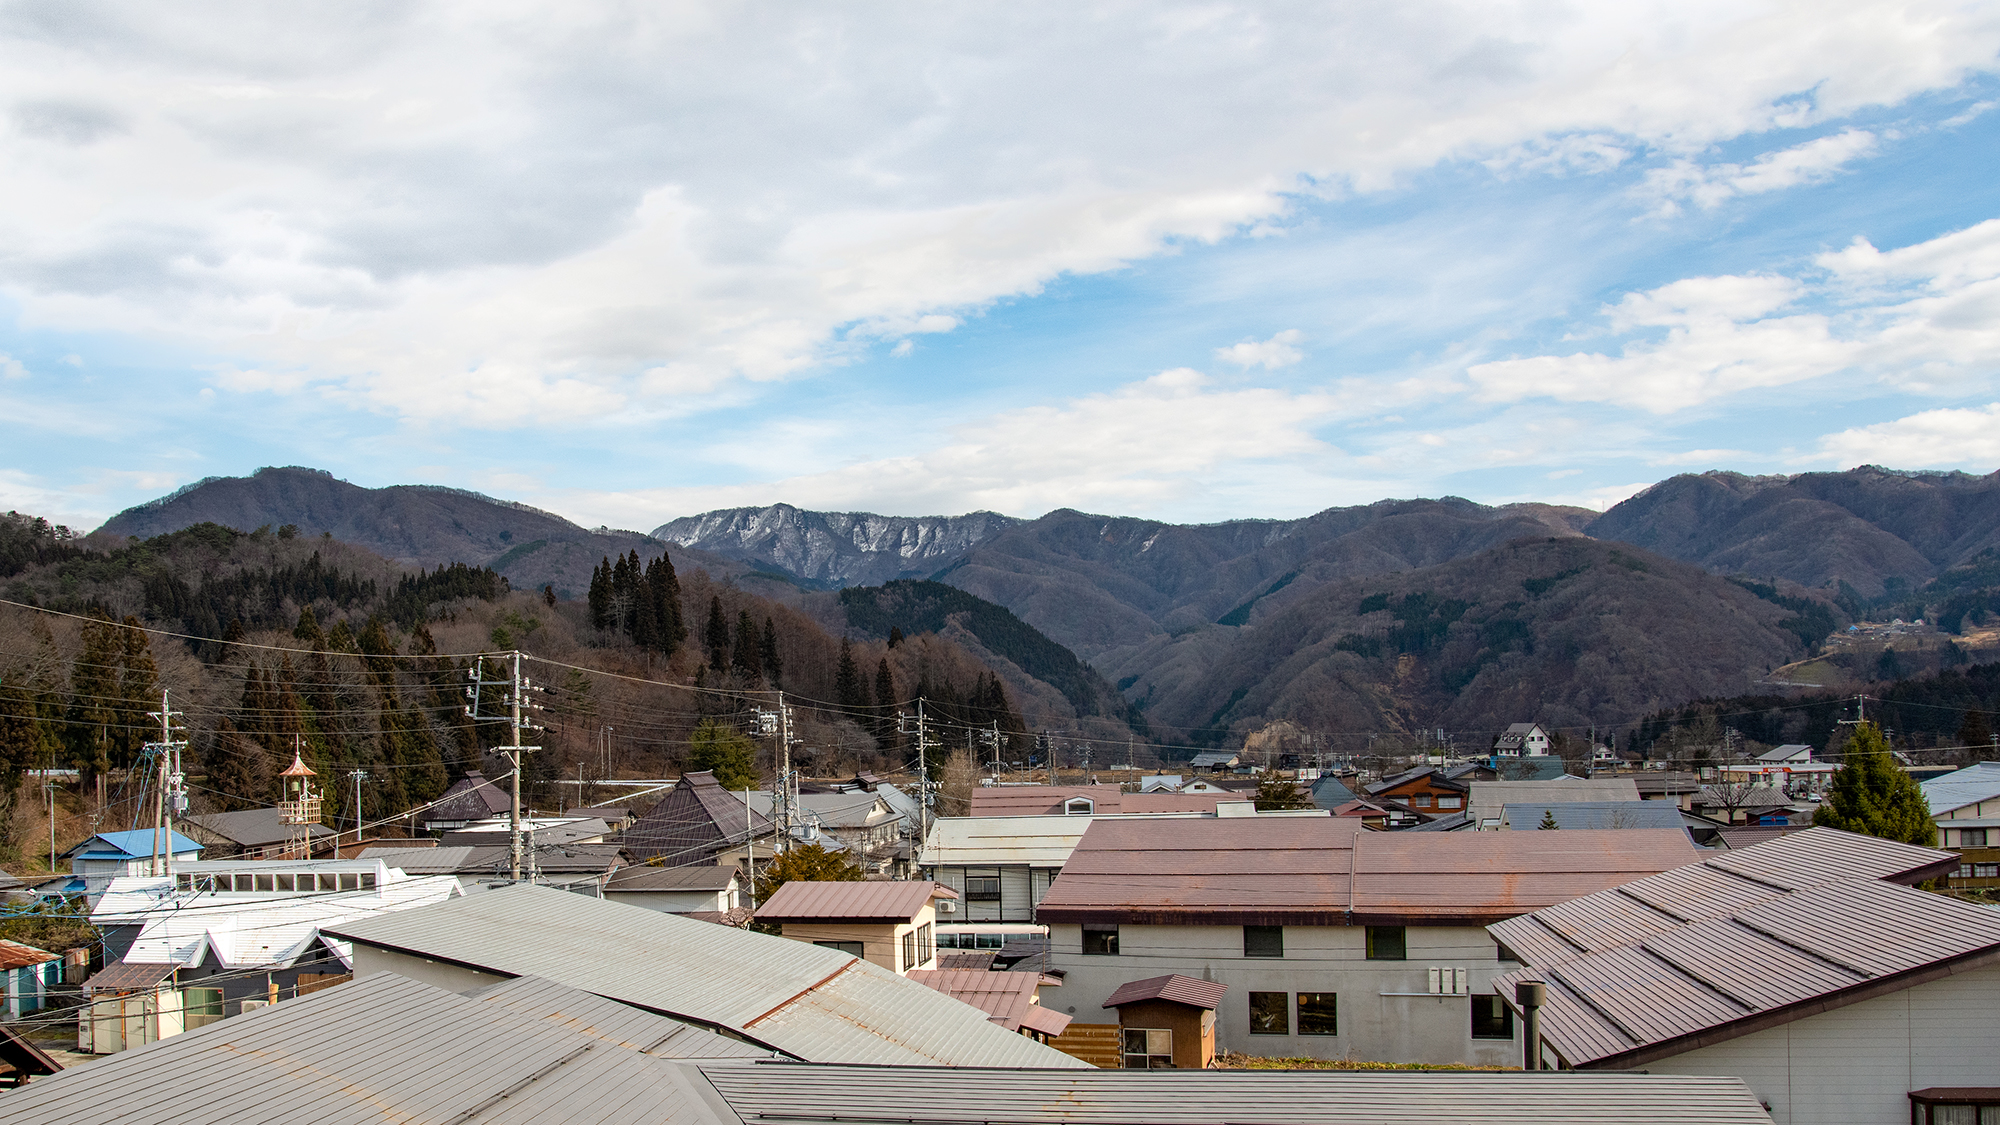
[900,700,935,842]
[348,769,370,847]
[466,653,541,882]
[44,776,57,874]
[146,688,187,878]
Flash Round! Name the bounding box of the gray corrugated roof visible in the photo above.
[323,883,1082,1069]
[604,865,738,892]
[1925,760,2000,815]
[463,975,771,1059]
[1487,826,1987,1068]
[691,1060,1775,1124]
[756,880,952,922]
[183,807,337,847]
[0,972,726,1125]
[1501,801,1689,831]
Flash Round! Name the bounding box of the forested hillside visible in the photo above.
[0,511,1121,865]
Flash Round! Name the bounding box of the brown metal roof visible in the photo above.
[605,865,739,892]
[1102,974,1227,1009]
[622,770,774,867]
[934,950,998,971]
[756,880,955,923]
[1034,818,1697,926]
[1016,1004,1073,1037]
[1487,827,1999,1069]
[0,940,56,972]
[968,785,1232,817]
[905,968,1062,1033]
[83,960,176,992]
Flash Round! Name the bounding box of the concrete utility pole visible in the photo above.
[466,654,541,882]
[146,688,187,878]
[901,701,935,842]
[348,769,370,846]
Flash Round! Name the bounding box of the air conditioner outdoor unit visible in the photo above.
[935,899,957,913]
[240,999,270,1012]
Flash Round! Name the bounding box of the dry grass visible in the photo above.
[1215,1050,1517,1072]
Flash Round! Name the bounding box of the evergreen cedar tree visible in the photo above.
[753,841,863,905]
[705,596,729,670]
[587,550,686,656]
[1252,775,1314,811]
[1812,722,1937,847]
[1539,808,1560,830]
[688,718,760,792]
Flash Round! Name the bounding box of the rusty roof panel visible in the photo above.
[755,880,954,923]
[1703,826,1954,888]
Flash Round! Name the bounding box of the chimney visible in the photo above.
[1515,980,1545,1071]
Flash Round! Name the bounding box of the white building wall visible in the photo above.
[1646,965,2000,1125]
[1046,921,1518,1065]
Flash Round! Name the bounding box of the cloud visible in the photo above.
[1215,329,1305,370]
[1468,218,2000,412]
[1642,129,1880,213]
[0,353,26,379]
[1814,403,2000,468]
[545,365,1344,525]
[0,4,1993,426]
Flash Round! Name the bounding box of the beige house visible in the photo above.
[756,881,957,974]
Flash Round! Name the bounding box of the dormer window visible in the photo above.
[1064,797,1095,815]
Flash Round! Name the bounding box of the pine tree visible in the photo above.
[760,617,782,686]
[873,658,897,746]
[67,613,122,783]
[588,557,612,631]
[1957,709,1992,755]
[206,715,271,811]
[647,554,685,655]
[631,578,659,650]
[294,605,324,647]
[687,718,760,791]
[834,638,866,715]
[705,597,729,670]
[113,617,159,769]
[732,610,763,680]
[1538,808,1560,830]
[1813,722,1936,846]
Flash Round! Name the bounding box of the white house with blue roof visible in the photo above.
[1924,761,2000,888]
[59,830,201,900]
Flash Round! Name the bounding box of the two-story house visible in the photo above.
[1924,760,2000,888]
[1034,817,1695,1067]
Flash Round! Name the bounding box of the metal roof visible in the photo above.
[357,844,624,875]
[64,829,201,859]
[691,1060,1776,1124]
[462,975,772,1060]
[443,817,612,847]
[0,938,56,971]
[745,790,900,829]
[756,880,954,923]
[904,968,1067,1034]
[1501,801,1689,831]
[1487,826,1988,1068]
[93,872,463,970]
[605,865,739,892]
[623,770,774,867]
[918,815,1095,867]
[1925,760,2000,815]
[0,971,730,1125]
[182,807,336,847]
[423,768,514,821]
[322,883,1084,1069]
[81,960,175,992]
[1102,973,1227,1009]
[1035,817,1697,926]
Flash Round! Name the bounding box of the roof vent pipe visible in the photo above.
[1515,980,1545,1071]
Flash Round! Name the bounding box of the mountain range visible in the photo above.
[87,464,2000,742]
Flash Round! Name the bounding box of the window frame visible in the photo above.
[1470,994,1514,1040]
[900,929,918,970]
[963,876,1002,902]
[1242,925,1284,959]
[184,986,225,1029]
[1121,1027,1173,1068]
[1247,991,1290,1035]
[1081,923,1120,956]
[814,940,865,957]
[1297,992,1338,1036]
[1365,926,1407,961]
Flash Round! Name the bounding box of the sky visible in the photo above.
[3,2,2000,533]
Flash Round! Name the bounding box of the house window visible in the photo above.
[814,941,865,957]
[1243,925,1284,958]
[1082,924,1119,955]
[176,874,193,891]
[340,873,361,891]
[1962,828,1990,847]
[1249,991,1289,1035]
[184,987,224,1029]
[1298,993,1338,1035]
[917,922,934,966]
[1122,1028,1173,1068]
[276,874,295,892]
[254,874,275,892]
[234,874,255,892]
[1438,795,1462,809]
[1977,864,2000,878]
[901,930,918,970]
[1411,793,1433,808]
[1471,995,1514,1039]
[964,877,1002,902]
[1366,926,1407,960]
[360,873,376,889]
[1064,797,1095,815]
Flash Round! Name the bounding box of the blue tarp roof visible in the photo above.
[71,829,202,859]
[1501,801,1688,831]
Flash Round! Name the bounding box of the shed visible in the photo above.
[1102,974,1226,1069]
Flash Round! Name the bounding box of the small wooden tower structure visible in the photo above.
[278,749,322,860]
